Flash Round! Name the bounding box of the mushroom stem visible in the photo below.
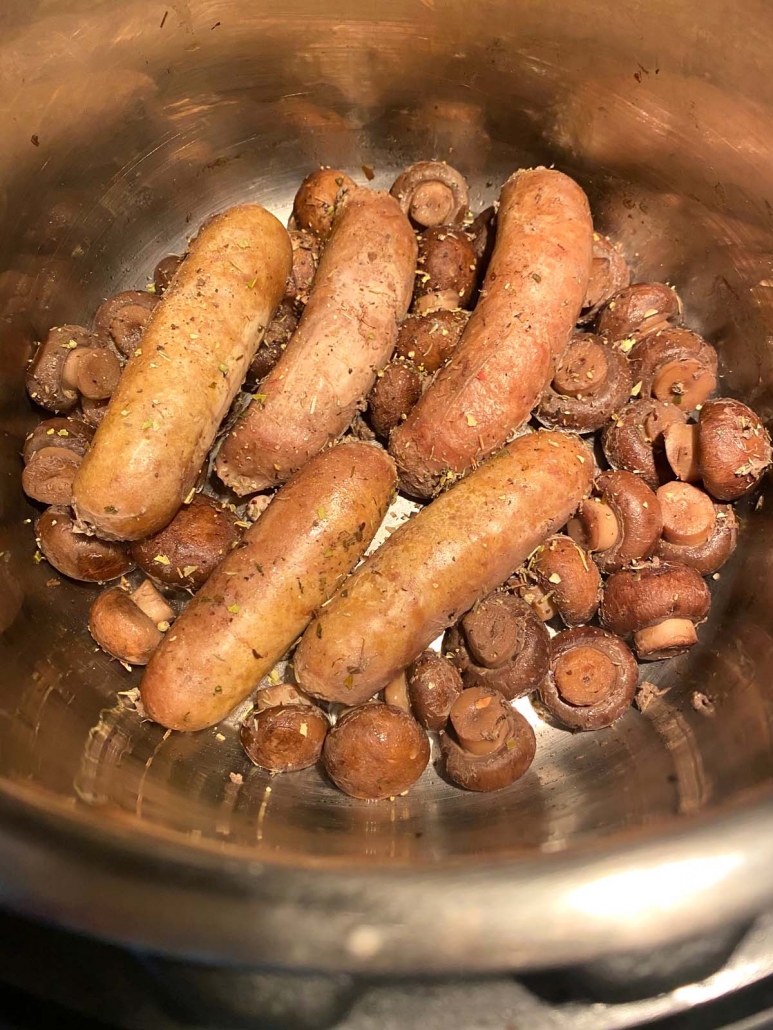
[553,646,617,706]
[410,181,456,226]
[383,671,411,712]
[450,688,511,755]
[567,498,620,552]
[652,358,716,410]
[130,579,174,625]
[664,422,701,482]
[634,617,698,658]
[552,337,609,397]
[520,581,558,622]
[657,483,716,546]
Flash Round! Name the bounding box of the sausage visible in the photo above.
[214,187,417,495]
[72,205,292,540]
[294,430,593,705]
[140,441,396,731]
[389,169,593,498]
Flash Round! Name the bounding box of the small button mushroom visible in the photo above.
[22,417,94,505]
[37,506,134,582]
[629,328,718,411]
[444,591,550,700]
[131,494,243,591]
[390,161,470,228]
[598,282,681,341]
[93,290,158,358]
[407,650,463,730]
[26,325,122,413]
[539,626,638,731]
[292,168,356,240]
[600,561,711,660]
[285,229,321,307]
[439,686,536,792]
[253,683,314,712]
[413,226,477,314]
[383,671,411,713]
[568,470,663,573]
[664,397,772,501]
[537,333,632,434]
[246,302,299,387]
[241,704,329,772]
[89,580,174,665]
[578,233,631,324]
[323,702,430,800]
[655,484,737,574]
[602,398,687,490]
[529,536,602,627]
[366,360,425,439]
[395,309,469,373]
[153,254,183,295]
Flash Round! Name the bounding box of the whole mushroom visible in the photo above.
[444,591,550,700]
[526,535,602,626]
[629,328,718,412]
[26,325,122,413]
[664,398,772,501]
[367,360,425,438]
[598,282,680,341]
[578,233,631,324]
[241,704,329,772]
[600,561,711,660]
[567,470,663,573]
[407,650,463,730]
[291,168,356,240]
[89,579,175,665]
[394,308,468,373]
[323,702,430,800]
[413,226,477,313]
[390,161,470,228]
[37,506,134,582]
[93,290,158,358]
[655,482,738,574]
[602,398,686,490]
[539,626,638,731]
[536,333,632,433]
[131,494,243,591]
[439,686,537,792]
[22,417,94,505]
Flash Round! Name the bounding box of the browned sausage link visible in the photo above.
[72,205,292,541]
[215,188,417,495]
[140,442,396,731]
[294,431,593,705]
[389,169,593,498]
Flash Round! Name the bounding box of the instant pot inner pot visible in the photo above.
[1,0,773,956]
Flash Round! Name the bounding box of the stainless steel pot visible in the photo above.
[1,0,773,978]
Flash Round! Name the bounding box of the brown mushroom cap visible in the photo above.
[285,229,321,307]
[241,704,329,772]
[600,561,711,660]
[530,536,602,627]
[131,494,242,590]
[407,650,464,730]
[629,328,718,411]
[578,234,631,324]
[655,501,737,575]
[697,398,772,501]
[253,683,314,712]
[394,309,469,373]
[444,592,550,700]
[26,325,113,413]
[37,506,134,582]
[88,586,165,665]
[598,282,681,341]
[413,226,477,314]
[367,360,425,439]
[247,303,299,386]
[439,686,536,792]
[537,333,632,433]
[323,703,430,800]
[22,447,82,505]
[390,161,470,228]
[568,470,663,573]
[539,626,638,731]
[468,205,496,268]
[79,396,110,428]
[93,290,158,358]
[22,417,94,464]
[153,254,183,295]
[292,169,356,240]
[602,398,686,490]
